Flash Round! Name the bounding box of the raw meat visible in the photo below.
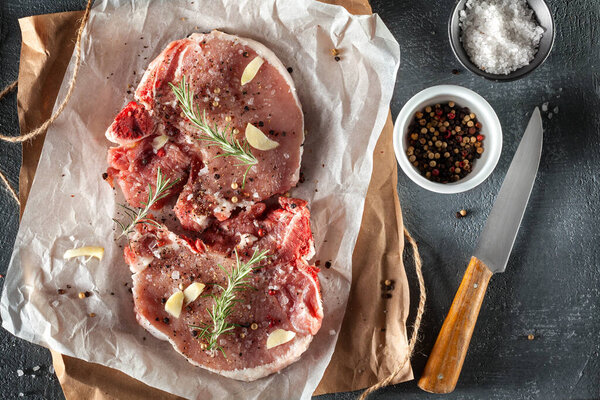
[106,30,304,227]
[106,32,320,381]
[125,198,322,381]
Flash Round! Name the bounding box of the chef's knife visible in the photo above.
[418,108,543,394]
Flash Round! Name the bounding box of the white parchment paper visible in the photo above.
[1,0,399,398]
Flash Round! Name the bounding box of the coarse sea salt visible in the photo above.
[460,0,545,75]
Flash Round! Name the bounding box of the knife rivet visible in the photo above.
[474,283,478,288]
[437,374,444,380]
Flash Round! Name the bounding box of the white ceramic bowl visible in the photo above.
[393,85,502,194]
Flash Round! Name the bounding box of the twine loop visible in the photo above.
[0,0,93,205]
[359,227,426,399]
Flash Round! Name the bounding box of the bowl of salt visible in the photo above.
[449,0,555,81]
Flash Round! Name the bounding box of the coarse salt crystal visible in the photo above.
[329,329,336,336]
[171,271,180,280]
[459,0,545,75]
[17,369,24,377]
[32,366,40,372]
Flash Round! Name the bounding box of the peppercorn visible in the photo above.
[405,102,485,183]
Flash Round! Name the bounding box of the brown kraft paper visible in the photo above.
[14,1,411,398]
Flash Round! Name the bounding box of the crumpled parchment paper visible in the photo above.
[1,0,400,399]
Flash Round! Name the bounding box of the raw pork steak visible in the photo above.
[125,198,322,381]
[106,31,304,229]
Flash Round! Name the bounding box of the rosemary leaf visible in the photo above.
[169,75,258,187]
[114,167,179,237]
[190,248,269,355]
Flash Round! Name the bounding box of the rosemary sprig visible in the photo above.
[169,75,257,187]
[113,167,179,237]
[190,248,269,356]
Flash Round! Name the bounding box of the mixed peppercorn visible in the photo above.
[406,102,485,183]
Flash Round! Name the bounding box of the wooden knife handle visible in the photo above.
[418,256,493,394]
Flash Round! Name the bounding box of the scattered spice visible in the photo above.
[57,289,66,295]
[406,102,485,183]
[89,313,96,318]
[251,322,258,330]
[380,279,395,293]
[324,261,332,269]
[527,334,535,340]
[456,209,468,218]
[78,292,86,299]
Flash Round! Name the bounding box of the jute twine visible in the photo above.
[359,227,426,399]
[0,0,93,205]
[0,1,426,397]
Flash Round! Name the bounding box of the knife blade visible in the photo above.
[474,107,543,273]
[418,108,543,394]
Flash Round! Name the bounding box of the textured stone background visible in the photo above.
[0,1,598,399]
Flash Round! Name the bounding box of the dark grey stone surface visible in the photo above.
[0,0,598,399]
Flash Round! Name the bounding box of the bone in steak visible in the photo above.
[125,198,322,381]
[106,30,304,228]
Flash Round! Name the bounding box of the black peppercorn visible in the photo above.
[405,102,485,183]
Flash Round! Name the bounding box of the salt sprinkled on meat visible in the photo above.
[460,0,545,75]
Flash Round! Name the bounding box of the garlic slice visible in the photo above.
[241,56,264,86]
[152,135,169,151]
[266,329,296,349]
[245,123,279,151]
[63,246,105,261]
[183,282,205,305]
[165,291,185,318]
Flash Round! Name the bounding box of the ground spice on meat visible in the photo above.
[406,102,485,183]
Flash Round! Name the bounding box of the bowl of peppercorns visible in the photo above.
[393,85,502,194]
